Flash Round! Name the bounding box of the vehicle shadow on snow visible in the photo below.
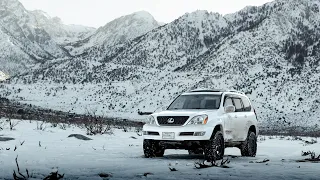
[139,153,256,162]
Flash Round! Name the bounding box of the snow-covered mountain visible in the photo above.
[30,10,95,44]
[0,0,161,76]
[2,0,320,132]
[65,10,162,56]
[0,0,95,76]
[0,0,69,75]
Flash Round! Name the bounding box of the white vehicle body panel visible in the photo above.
[143,90,258,145]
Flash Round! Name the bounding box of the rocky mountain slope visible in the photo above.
[30,10,95,44]
[0,0,161,76]
[1,0,320,133]
[0,0,95,76]
[64,10,162,57]
[0,0,68,75]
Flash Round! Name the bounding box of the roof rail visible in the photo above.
[188,89,245,95]
[226,90,245,95]
[190,89,226,93]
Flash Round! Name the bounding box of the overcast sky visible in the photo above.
[19,0,273,28]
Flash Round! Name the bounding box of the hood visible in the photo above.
[153,109,219,117]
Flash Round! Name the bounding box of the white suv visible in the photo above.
[142,89,258,161]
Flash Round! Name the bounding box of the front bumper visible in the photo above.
[142,124,214,141]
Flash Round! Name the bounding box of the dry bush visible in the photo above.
[36,121,46,131]
[83,108,113,135]
[9,119,20,131]
[298,151,320,162]
[58,123,67,130]
[84,118,113,135]
[43,171,64,180]
[13,155,30,180]
[0,118,5,130]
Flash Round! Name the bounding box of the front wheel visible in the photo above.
[239,131,257,157]
[204,131,225,162]
[143,139,164,158]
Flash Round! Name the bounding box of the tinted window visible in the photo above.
[241,97,251,112]
[167,94,221,110]
[233,98,243,112]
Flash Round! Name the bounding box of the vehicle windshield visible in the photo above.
[167,94,222,110]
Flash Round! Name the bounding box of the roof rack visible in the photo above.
[189,89,245,94]
[226,90,245,95]
[190,89,226,93]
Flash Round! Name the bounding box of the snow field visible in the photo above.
[0,119,319,179]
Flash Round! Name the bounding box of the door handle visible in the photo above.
[244,115,247,118]
[234,115,238,118]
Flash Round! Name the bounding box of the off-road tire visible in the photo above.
[143,139,165,158]
[240,131,257,157]
[204,131,225,161]
[188,149,204,155]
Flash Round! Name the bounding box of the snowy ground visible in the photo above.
[0,119,320,180]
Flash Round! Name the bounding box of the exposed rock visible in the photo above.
[67,134,92,141]
[0,136,15,141]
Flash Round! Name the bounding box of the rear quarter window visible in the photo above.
[241,96,252,112]
[232,98,243,112]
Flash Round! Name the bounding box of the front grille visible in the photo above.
[157,116,189,126]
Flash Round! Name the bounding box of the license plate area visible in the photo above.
[162,132,175,139]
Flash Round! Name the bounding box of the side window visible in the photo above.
[232,98,243,112]
[224,97,233,107]
[241,96,252,112]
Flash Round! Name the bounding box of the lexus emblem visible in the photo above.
[167,118,175,123]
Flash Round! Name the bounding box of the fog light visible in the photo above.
[194,132,206,136]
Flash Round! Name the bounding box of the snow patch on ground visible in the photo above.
[0,119,319,179]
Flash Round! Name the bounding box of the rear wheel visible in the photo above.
[240,131,257,157]
[143,139,165,158]
[204,131,225,162]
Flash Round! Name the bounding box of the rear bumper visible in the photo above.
[142,124,214,141]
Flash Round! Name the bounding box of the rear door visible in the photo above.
[231,97,246,141]
[241,96,255,138]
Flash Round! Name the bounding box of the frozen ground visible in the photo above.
[0,119,319,180]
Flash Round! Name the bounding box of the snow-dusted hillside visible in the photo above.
[0,0,68,75]
[1,0,320,132]
[65,11,162,56]
[30,10,95,44]
[0,0,94,76]
[0,0,161,76]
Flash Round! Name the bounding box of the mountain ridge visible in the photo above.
[0,0,161,76]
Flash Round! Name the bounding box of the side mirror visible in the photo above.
[154,106,168,113]
[225,105,235,113]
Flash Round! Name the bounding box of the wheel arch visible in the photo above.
[249,125,257,135]
[210,124,223,139]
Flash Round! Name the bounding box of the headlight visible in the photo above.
[187,115,208,125]
[146,115,156,124]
